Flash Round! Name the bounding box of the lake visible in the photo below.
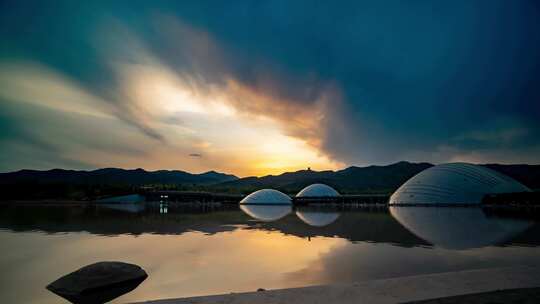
[1,202,540,303]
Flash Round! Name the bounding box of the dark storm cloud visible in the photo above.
[162,0,540,164]
[1,0,540,167]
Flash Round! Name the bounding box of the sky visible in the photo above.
[1,1,540,177]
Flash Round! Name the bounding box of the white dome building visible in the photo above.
[240,205,292,222]
[296,183,340,197]
[390,163,530,205]
[240,189,292,205]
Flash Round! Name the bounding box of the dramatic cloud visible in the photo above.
[0,14,342,175]
[1,1,539,175]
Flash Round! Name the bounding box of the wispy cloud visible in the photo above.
[0,18,343,175]
[2,1,540,173]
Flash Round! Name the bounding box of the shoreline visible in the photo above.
[129,266,540,304]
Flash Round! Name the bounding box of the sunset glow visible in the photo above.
[1,1,539,175]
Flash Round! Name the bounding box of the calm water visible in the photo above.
[1,203,540,304]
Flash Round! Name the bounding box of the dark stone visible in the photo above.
[46,261,148,304]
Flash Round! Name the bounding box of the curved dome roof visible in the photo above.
[390,163,530,205]
[240,205,292,222]
[240,189,291,205]
[296,183,340,197]
[296,208,340,227]
[389,206,532,249]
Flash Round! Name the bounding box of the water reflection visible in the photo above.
[1,204,538,248]
[239,204,340,227]
[239,204,292,221]
[1,203,540,304]
[101,203,146,213]
[389,206,534,249]
[96,194,145,204]
[295,207,340,227]
[159,202,168,214]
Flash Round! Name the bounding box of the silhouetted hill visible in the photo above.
[215,161,540,194]
[1,162,538,200]
[215,161,433,194]
[483,164,540,191]
[0,168,238,186]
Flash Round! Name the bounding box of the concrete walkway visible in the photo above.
[130,266,540,304]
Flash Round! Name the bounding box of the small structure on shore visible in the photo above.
[46,261,147,304]
[389,163,531,205]
[240,189,292,205]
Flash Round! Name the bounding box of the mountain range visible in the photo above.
[0,168,238,186]
[1,161,539,200]
[215,161,434,194]
[216,162,540,194]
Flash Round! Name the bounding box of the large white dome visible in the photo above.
[239,189,292,205]
[296,183,340,197]
[390,163,531,205]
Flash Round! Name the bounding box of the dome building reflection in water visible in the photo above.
[239,189,293,221]
[239,205,292,222]
[240,204,340,227]
[239,185,341,227]
[389,207,533,250]
[239,165,534,248]
[388,162,534,249]
[296,207,340,227]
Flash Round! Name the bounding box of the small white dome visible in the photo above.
[390,163,530,205]
[240,205,292,221]
[240,189,291,205]
[296,183,340,197]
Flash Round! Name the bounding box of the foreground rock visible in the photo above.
[47,261,148,304]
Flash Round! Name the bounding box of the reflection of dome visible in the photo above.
[390,163,530,205]
[296,184,340,197]
[295,207,340,227]
[389,206,532,249]
[240,204,292,222]
[240,189,291,205]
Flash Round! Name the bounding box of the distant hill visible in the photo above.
[483,164,540,191]
[0,162,538,200]
[0,168,238,186]
[214,161,433,194]
[214,162,540,194]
